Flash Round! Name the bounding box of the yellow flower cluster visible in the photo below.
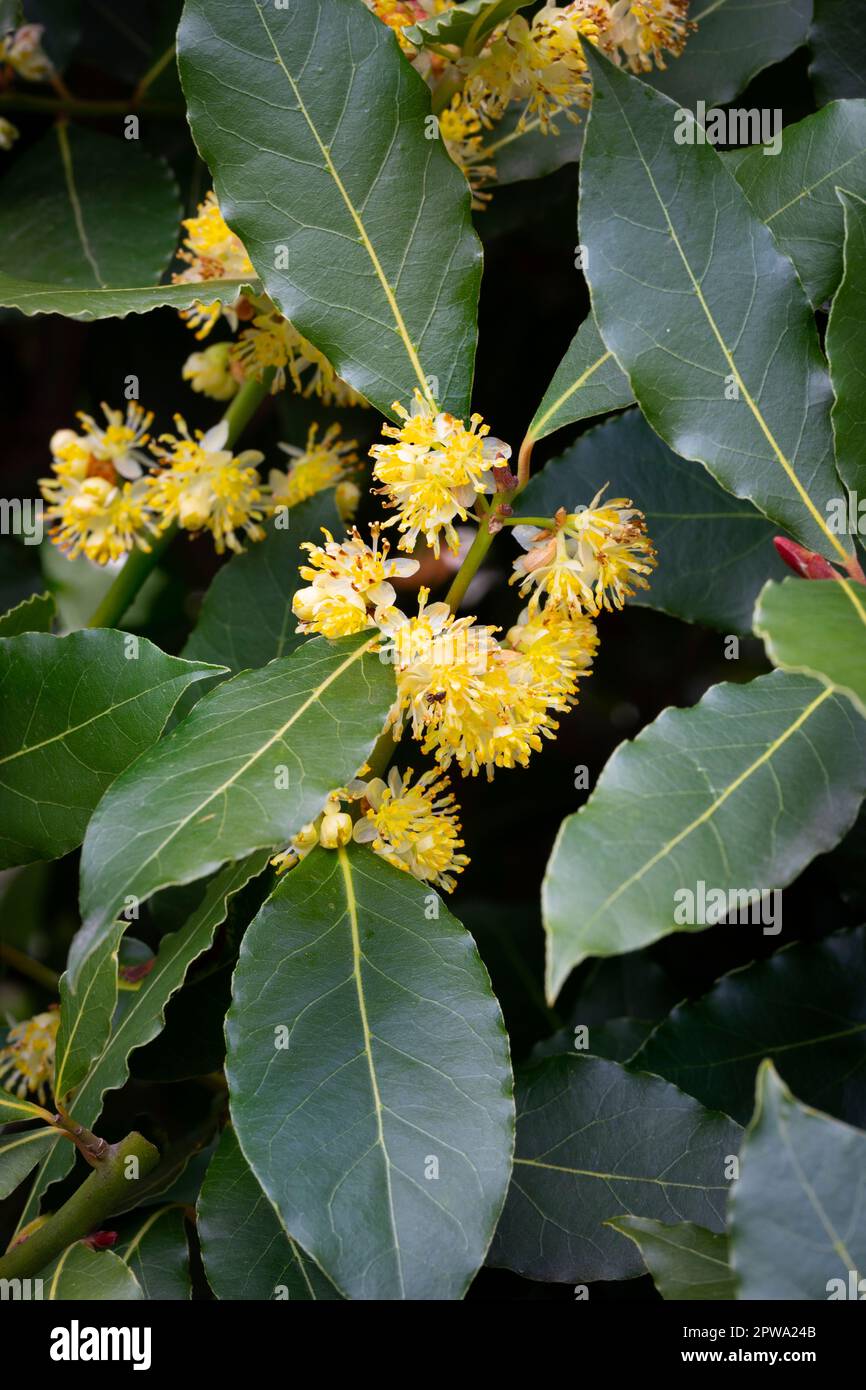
[174,192,369,409]
[293,524,419,638]
[40,402,357,565]
[362,0,694,205]
[0,1007,59,1105]
[510,491,657,615]
[370,389,511,556]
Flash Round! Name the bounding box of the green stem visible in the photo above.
[0,1132,159,1280]
[444,503,499,609]
[0,943,60,992]
[86,373,273,630]
[132,43,176,102]
[0,92,183,117]
[497,515,555,528]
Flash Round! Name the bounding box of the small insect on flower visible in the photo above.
[0,1006,59,1105]
[40,403,158,564]
[370,390,511,556]
[293,525,420,639]
[147,416,266,554]
[511,489,657,615]
[350,766,470,892]
[268,424,359,512]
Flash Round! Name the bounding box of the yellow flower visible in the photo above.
[381,589,558,777]
[182,341,240,401]
[0,116,19,150]
[293,525,419,638]
[439,94,496,209]
[0,1007,59,1105]
[599,0,695,72]
[319,795,354,848]
[506,604,598,710]
[0,23,53,82]
[268,424,359,511]
[463,5,600,134]
[271,820,319,874]
[351,766,469,892]
[370,389,510,556]
[230,310,368,406]
[40,404,158,564]
[173,191,255,339]
[147,416,266,554]
[511,491,656,614]
[363,1,456,55]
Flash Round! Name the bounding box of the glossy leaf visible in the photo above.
[198,1126,341,1301]
[650,0,812,107]
[182,493,340,675]
[405,0,529,49]
[18,855,268,1226]
[488,1054,740,1283]
[0,125,179,291]
[754,578,866,718]
[116,1206,191,1300]
[731,101,866,309]
[730,1061,866,1299]
[526,315,633,445]
[0,1086,52,1124]
[74,633,393,985]
[544,672,866,1000]
[809,0,866,104]
[580,47,848,562]
[177,0,482,419]
[607,1218,734,1300]
[0,1127,56,1199]
[0,272,258,320]
[517,410,787,635]
[54,922,124,1105]
[632,926,866,1127]
[226,843,514,1301]
[44,1244,143,1300]
[0,631,219,870]
[0,592,53,637]
[826,188,866,494]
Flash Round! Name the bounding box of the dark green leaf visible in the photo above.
[43,1245,143,1300]
[488,1054,740,1282]
[731,101,866,308]
[177,0,482,418]
[730,1061,866,1299]
[17,854,268,1227]
[182,493,340,675]
[0,592,53,637]
[809,0,866,104]
[405,0,529,50]
[0,630,220,869]
[0,1126,56,1199]
[607,1218,734,1300]
[54,922,124,1105]
[74,633,393,986]
[198,1126,341,1300]
[517,410,787,635]
[0,124,179,290]
[649,0,812,107]
[754,578,866,718]
[226,843,514,1300]
[632,926,866,1127]
[115,1206,192,1301]
[544,672,866,1000]
[826,187,866,494]
[526,316,633,445]
[580,47,849,562]
[0,272,259,320]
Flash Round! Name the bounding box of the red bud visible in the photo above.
[82,1230,118,1250]
[773,537,837,581]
